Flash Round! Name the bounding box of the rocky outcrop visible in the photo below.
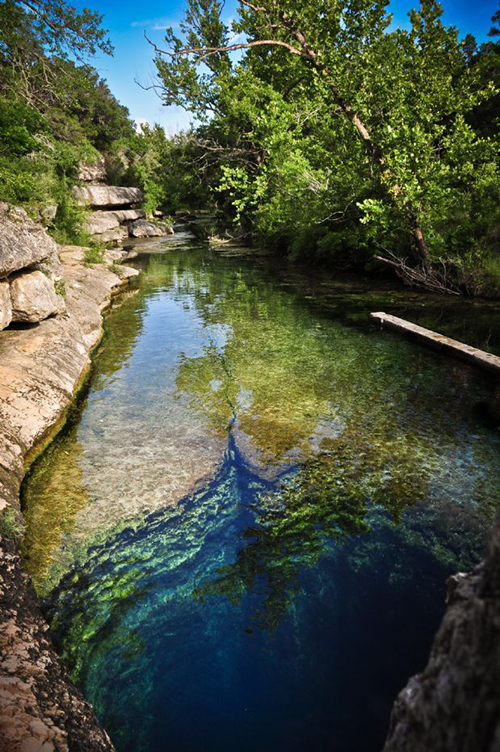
[10,270,65,323]
[0,244,138,751]
[1,538,115,752]
[383,519,500,752]
[0,205,66,331]
[74,185,144,209]
[77,155,106,184]
[74,171,173,244]
[129,218,174,238]
[92,226,130,244]
[86,209,146,236]
[0,204,60,278]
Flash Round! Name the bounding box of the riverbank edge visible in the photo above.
[0,246,139,752]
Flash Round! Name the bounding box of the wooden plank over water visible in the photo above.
[371,312,500,376]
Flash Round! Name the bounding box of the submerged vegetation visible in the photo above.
[23,244,500,752]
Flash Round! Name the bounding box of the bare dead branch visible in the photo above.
[374,250,462,295]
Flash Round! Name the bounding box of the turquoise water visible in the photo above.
[23,240,500,752]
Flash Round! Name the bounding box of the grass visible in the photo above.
[54,280,66,296]
[84,245,105,266]
[0,507,25,541]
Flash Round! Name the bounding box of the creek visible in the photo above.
[22,235,500,752]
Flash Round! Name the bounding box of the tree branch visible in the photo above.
[147,34,306,62]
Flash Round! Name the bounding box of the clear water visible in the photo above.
[22,240,500,752]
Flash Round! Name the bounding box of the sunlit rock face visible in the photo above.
[0,203,60,277]
[78,155,107,183]
[0,243,143,752]
[73,185,144,209]
[0,204,65,331]
[10,270,65,322]
[0,280,12,329]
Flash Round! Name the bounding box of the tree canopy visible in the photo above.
[152,0,500,294]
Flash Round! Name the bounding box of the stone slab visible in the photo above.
[74,185,144,209]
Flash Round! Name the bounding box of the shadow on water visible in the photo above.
[20,242,500,752]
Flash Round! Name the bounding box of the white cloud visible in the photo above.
[131,18,178,30]
[134,118,150,133]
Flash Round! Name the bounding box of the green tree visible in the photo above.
[153,0,499,293]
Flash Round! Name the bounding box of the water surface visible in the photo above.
[23,239,500,752]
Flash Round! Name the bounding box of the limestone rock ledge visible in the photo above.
[0,245,138,752]
[0,538,114,752]
[383,518,500,752]
[0,204,60,279]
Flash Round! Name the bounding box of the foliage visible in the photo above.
[0,507,25,541]
[84,245,105,265]
[0,0,137,242]
[108,127,211,215]
[153,0,500,293]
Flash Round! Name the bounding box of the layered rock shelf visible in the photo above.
[0,209,140,751]
[0,204,65,332]
[74,167,173,244]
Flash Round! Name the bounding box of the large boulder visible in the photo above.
[0,203,60,278]
[129,219,174,238]
[0,281,12,330]
[86,212,120,235]
[74,185,144,209]
[10,270,65,323]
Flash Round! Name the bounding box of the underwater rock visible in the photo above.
[383,517,500,752]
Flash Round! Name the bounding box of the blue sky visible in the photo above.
[80,0,498,133]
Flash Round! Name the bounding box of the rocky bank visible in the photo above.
[0,209,139,751]
[74,156,173,244]
[383,518,500,752]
